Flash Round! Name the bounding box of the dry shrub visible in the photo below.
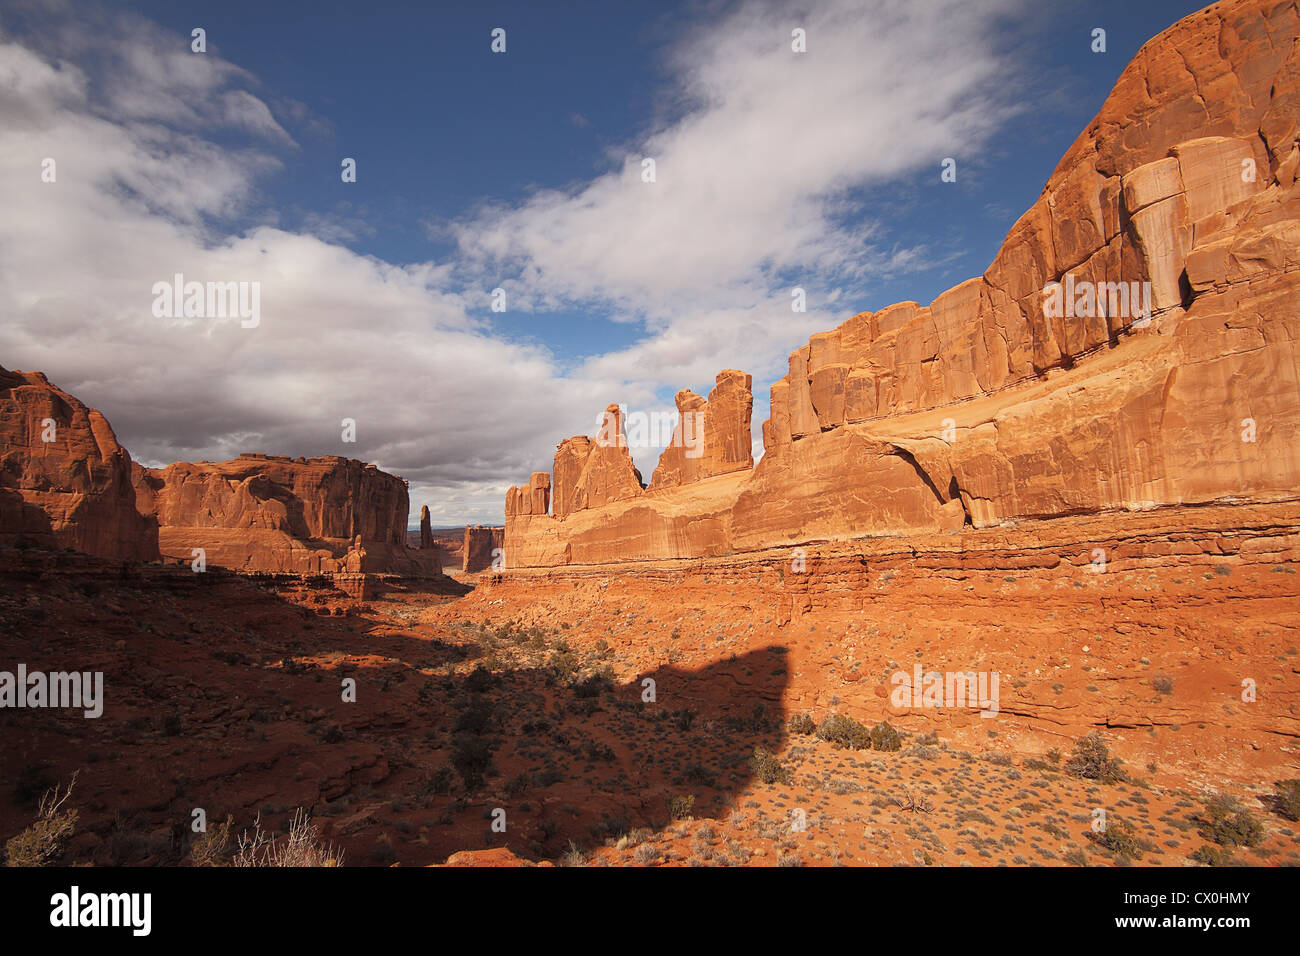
[234,808,343,867]
[4,772,78,867]
[190,813,234,867]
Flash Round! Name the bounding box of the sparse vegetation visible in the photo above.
[1196,794,1264,848]
[559,840,586,867]
[1271,779,1300,821]
[667,794,695,821]
[3,773,78,867]
[234,808,343,867]
[894,788,933,813]
[815,713,872,750]
[450,734,496,790]
[870,721,901,752]
[1190,845,1236,866]
[1090,817,1152,863]
[1064,733,1127,784]
[748,746,789,785]
[786,712,816,735]
[633,843,660,865]
[189,813,234,866]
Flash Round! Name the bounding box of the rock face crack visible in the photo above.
[888,444,951,507]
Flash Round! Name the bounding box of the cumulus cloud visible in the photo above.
[0,0,1027,525]
[457,0,1027,387]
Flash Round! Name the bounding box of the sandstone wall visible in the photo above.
[134,453,440,575]
[503,0,1300,569]
[0,367,159,561]
[649,370,754,491]
[463,525,505,572]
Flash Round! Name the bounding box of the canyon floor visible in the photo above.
[2,500,1298,867]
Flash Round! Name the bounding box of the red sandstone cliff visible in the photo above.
[0,366,158,561]
[134,454,441,576]
[0,367,438,577]
[503,0,1300,568]
[463,525,505,572]
[649,370,754,491]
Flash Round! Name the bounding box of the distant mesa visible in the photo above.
[463,526,504,573]
[1,366,442,582]
[134,455,440,577]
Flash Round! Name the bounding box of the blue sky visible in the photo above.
[0,0,1210,524]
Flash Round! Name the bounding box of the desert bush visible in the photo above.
[1271,779,1300,821]
[870,721,901,752]
[815,714,872,750]
[450,734,496,790]
[787,712,816,735]
[684,762,715,787]
[316,723,345,745]
[591,814,630,844]
[559,840,586,867]
[422,766,456,796]
[667,794,695,821]
[545,649,580,685]
[189,813,234,866]
[748,747,788,785]
[370,837,397,865]
[722,702,773,735]
[893,788,933,813]
[582,740,615,763]
[633,843,660,865]
[572,671,613,699]
[1090,817,1151,862]
[452,698,495,735]
[1190,845,1236,866]
[4,773,78,867]
[1064,733,1127,784]
[234,809,342,867]
[1197,794,1264,848]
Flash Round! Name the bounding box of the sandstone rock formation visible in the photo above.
[463,525,504,573]
[504,0,1300,568]
[1,366,442,578]
[134,453,441,576]
[543,406,645,520]
[649,370,754,491]
[419,505,435,550]
[0,366,158,561]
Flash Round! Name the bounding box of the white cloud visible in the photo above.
[456,0,1026,387]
